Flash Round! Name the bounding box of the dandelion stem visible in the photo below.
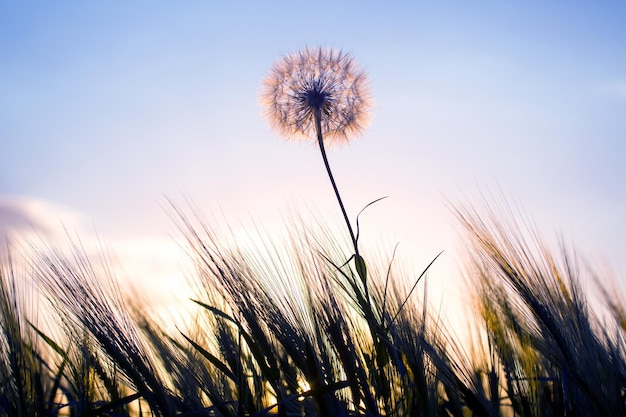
[314,110,358,250]
[314,109,373,316]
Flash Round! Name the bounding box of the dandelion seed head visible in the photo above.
[260,47,372,145]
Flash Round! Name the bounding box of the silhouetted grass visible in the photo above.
[456,199,626,416]
[0,198,623,416]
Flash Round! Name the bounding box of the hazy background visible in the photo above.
[2,1,625,317]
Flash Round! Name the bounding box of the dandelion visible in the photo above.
[260,46,372,145]
[261,47,373,295]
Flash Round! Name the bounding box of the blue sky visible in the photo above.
[1,2,625,307]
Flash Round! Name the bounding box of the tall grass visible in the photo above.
[0,198,622,416]
[456,200,626,416]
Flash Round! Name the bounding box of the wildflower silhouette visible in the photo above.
[261,46,372,287]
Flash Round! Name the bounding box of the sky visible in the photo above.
[1,1,625,318]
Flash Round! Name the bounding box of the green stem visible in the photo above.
[314,110,377,342]
[314,110,358,250]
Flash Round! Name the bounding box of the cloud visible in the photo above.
[0,195,86,254]
[0,195,189,309]
[0,203,43,234]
